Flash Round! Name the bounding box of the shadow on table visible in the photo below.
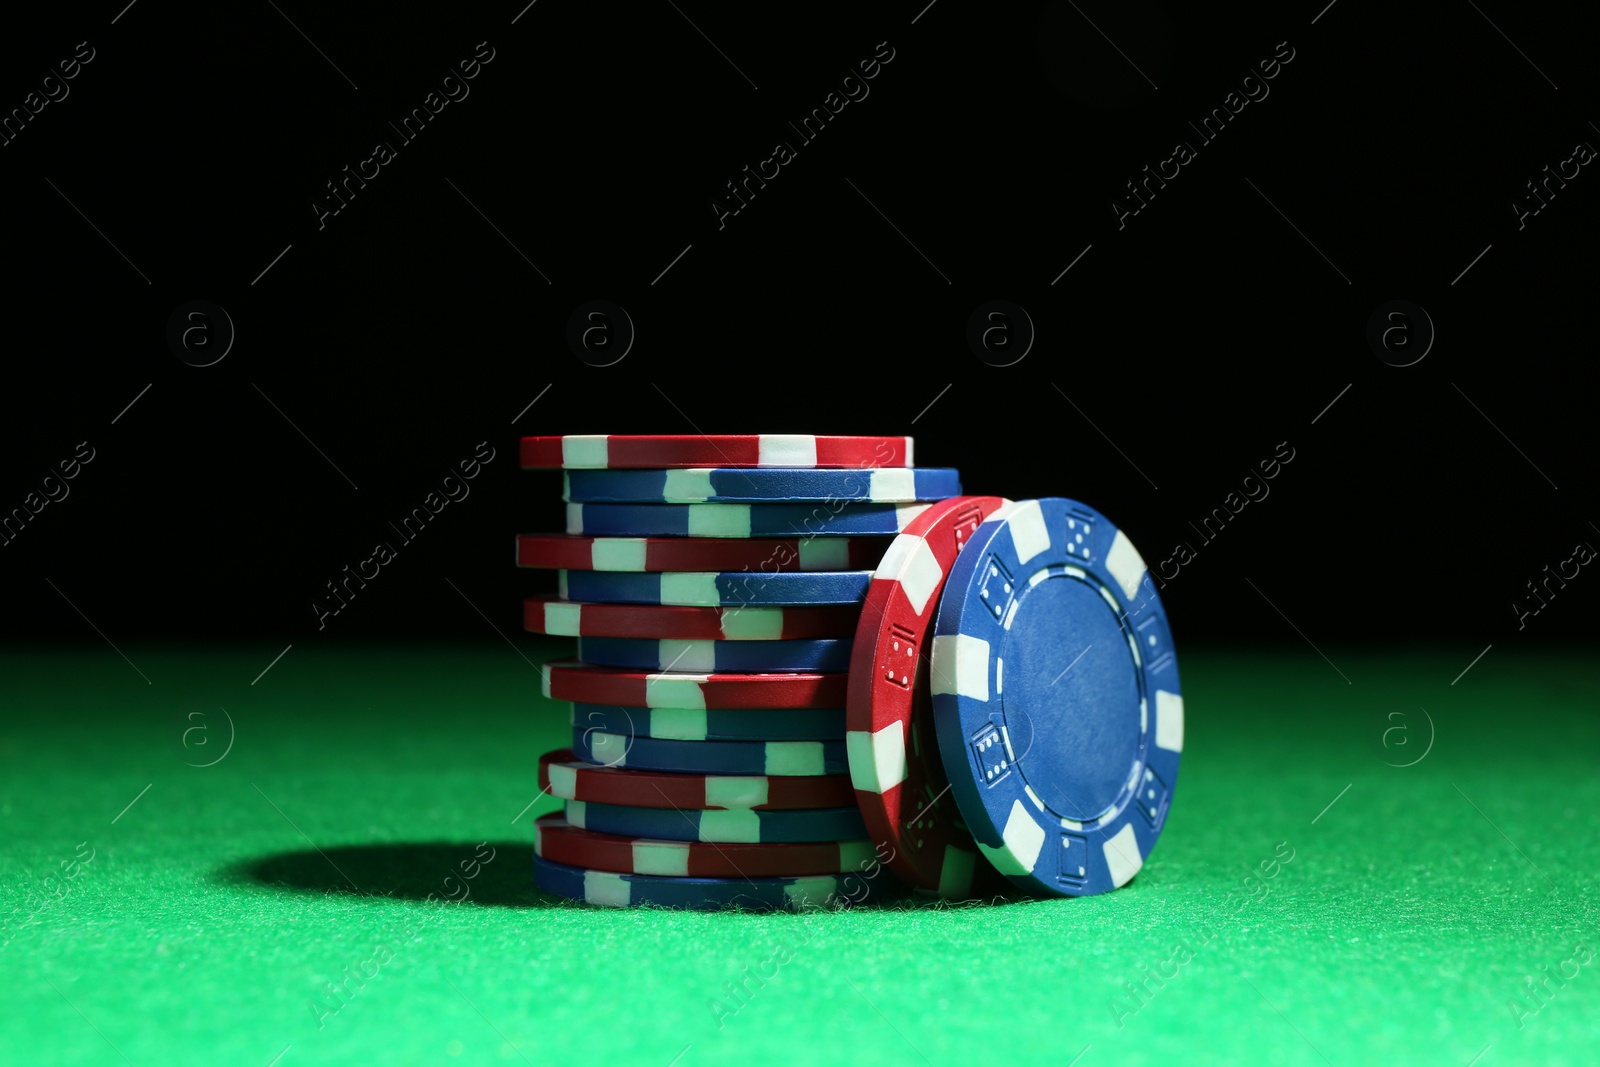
[223,842,1044,912]
[222,842,544,907]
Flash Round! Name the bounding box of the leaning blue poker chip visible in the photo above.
[929,498,1183,898]
[570,703,847,742]
[533,854,895,911]
[573,727,848,776]
[565,502,931,538]
[564,799,868,844]
[575,637,853,673]
[562,467,962,504]
[558,569,873,607]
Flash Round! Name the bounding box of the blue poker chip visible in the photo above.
[565,799,868,844]
[565,502,932,538]
[559,569,873,607]
[930,498,1183,898]
[575,637,853,673]
[533,854,898,911]
[573,727,848,776]
[570,703,846,742]
[562,467,962,503]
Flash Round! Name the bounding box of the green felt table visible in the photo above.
[2,642,1596,1067]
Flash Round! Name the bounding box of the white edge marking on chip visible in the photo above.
[1006,500,1050,564]
[660,573,722,606]
[687,504,752,538]
[704,775,768,808]
[659,639,715,673]
[840,841,876,872]
[644,675,708,709]
[846,722,906,794]
[533,826,544,857]
[937,846,976,899]
[592,538,648,571]
[902,438,914,466]
[1155,690,1185,753]
[589,732,628,765]
[651,706,708,740]
[719,607,784,640]
[632,840,691,877]
[563,436,609,468]
[766,741,825,777]
[698,809,761,843]
[896,537,944,617]
[977,842,1026,876]
[547,762,578,800]
[1001,799,1047,873]
[1105,529,1148,601]
[758,435,816,466]
[565,502,584,534]
[543,600,582,636]
[784,877,836,907]
[894,502,932,530]
[930,634,990,701]
[583,868,631,906]
[868,469,915,502]
[539,662,553,698]
[798,538,847,570]
[558,570,569,600]
[1103,823,1145,887]
[662,469,715,502]
[566,800,588,828]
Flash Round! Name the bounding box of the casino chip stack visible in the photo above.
[520,434,950,911]
[520,434,1185,908]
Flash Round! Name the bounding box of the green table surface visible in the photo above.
[2,642,1595,1067]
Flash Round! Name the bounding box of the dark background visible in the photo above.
[1,0,1594,651]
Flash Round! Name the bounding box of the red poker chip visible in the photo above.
[523,596,860,640]
[538,749,855,810]
[515,534,889,573]
[519,434,913,470]
[541,660,847,710]
[845,495,1016,899]
[534,814,875,878]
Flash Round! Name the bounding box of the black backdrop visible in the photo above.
[1,0,1595,649]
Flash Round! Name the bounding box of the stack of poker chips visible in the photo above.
[518,434,954,911]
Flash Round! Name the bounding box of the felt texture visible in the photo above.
[1,643,1595,1066]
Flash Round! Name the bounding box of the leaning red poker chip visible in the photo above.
[515,534,889,573]
[519,434,914,470]
[523,597,861,640]
[535,814,876,878]
[845,495,1015,899]
[541,660,847,710]
[538,750,854,810]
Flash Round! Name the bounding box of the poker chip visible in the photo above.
[520,434,913,470]
[844,495,1015,899]
[538,749,854,809]
[542,660,848,709]
[558,569,874,607]
[930,498,1183,898]
[572,728,849,776]
[524,597,861,640]
[570,703,847,742]
[516,534,889,573]
[535,814,876,878]
[534,854,895,911]
[562,467,961,503]
[574,637,853,673]
[565,799,867,844]
[566,502,931,538]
